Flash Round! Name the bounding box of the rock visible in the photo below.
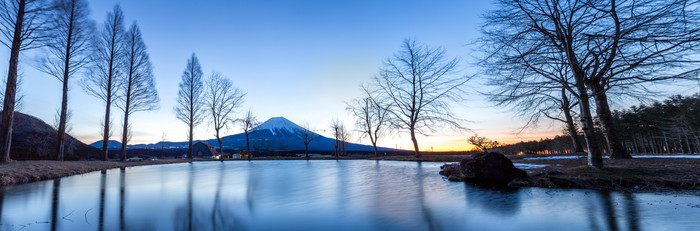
[460,152,528,184]
[439,164,465,182]
[507,177,534,187]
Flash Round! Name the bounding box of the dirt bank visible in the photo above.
[514,157,700,192]
[378,154,700,192]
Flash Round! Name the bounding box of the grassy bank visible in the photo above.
[0,159,192,186]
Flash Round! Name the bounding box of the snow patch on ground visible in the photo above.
[634,155,700,159]
[522,156,583,160]
[514,163,549,169]
[522,155,700,160]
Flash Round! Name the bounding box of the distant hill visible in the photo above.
[127,117,392,152]
[3,111,100,160]
[90,140,122,150]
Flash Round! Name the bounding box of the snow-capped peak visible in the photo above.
[253,117,306,135]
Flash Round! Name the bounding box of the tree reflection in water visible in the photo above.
[0,161,693,230]
[120,167,125,231]
[98,170,106,231]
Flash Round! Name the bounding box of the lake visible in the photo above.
[1,160,698,231]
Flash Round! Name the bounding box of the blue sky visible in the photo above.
[3,0,576,151]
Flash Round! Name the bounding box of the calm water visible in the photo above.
[0,160,698,231]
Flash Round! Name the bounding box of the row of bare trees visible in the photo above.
[83,5,159,161]
[480,0,700,168]
[174,53,247,160]
[0,1,160,162]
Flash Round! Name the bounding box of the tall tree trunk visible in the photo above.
[0,0,25,162]
[561,89,584,153]
[217,137,223,161]
[372,142,378,157]
[305,144,309,159]
[410,127,420,158]
[120,61,133,161]
[577,86,603,168]
[56,3,75,161]
[564,108,584,153]
[120,105,129,161]
[101,81,112,161]
[188,122,193,159]
[590,85,631,159]
[56,77,69,161]
[245,131,251,160]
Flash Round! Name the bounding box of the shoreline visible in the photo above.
[2,155,699,193]
[0,159,194,187]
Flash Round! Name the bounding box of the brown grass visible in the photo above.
[0,159,192,186]
[516,157,700,192]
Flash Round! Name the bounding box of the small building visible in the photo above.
[193,141,220,159]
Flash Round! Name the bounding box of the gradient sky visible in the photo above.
[1,0,589,151]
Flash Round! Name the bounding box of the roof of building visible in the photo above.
[195,141,219,156]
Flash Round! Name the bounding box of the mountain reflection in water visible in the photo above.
[0,160,698,231]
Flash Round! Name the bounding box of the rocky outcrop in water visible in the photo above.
[440,152,528,184]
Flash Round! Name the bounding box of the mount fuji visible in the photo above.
[110,117,390,152]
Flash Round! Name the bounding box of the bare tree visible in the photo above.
[483,52,585,153]
[330,118,341,159]
[239,109,258,160]
[174,53,204,159]
[347,85,390,157]
[338,122,350,157]
[205,71,245,159]
[160,131,167,153]
[38,0,94,161]
[0,0,47,162]
[373,38,468,158]
[117,22,158,161]
[83,4,124,161]
[482,0,700,166]
[329,119,351,158]
[294,123,316,159]
[467,134,499,153]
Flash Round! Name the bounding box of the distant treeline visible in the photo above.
[109,149,419,158]
[499,94,700,155]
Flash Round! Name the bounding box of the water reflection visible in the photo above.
[0,160,698,231]
[99,170,106,231]
[623,193,640,231]
[463,184,521,216]
[0,186,4,222]
[416,162,440,231]
[50,178,60,231]
[119,167,125,231]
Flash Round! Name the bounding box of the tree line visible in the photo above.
[498,94,700,155]
[1,0,698,169]
[0,0,160,162]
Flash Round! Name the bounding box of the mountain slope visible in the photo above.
[4,111,100,160]
[128,117,391,152]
